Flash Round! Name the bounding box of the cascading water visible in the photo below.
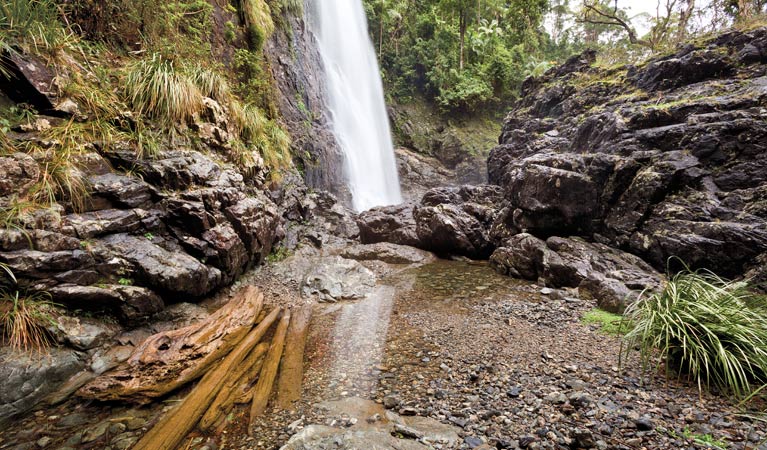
[310,0,402,212]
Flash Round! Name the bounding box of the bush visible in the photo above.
[622,268,767,399]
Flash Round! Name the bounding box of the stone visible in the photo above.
[341,242,436,264]
[0,153,39,197]
[100,234,221,297]
[357,204,420,247]
[299,256,377,302]
[0,347,85,427]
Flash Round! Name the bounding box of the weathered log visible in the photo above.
[198,341,269,431]
[78,286,264,403]
[249,309,291,430]
[132,304,280,450]
[275,304,313,409]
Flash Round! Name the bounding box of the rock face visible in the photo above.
[0,147,282,322]
[265,15,350,204]
[487,28,767,279]
[341,242,436,265]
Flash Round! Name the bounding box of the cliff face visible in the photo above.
[487,28,767,285]
[264,15,349,203]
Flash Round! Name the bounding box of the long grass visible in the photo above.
[124,54,203,126]
[0,0,75,53]
[622,268,767,399]
[0,289,57,352]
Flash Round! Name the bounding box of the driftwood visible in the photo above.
[78,286,264,403]
[198,341,269,431]
[249,309,291,431]
[132,304,280,450]
[275,305,313,409]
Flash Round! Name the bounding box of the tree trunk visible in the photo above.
[131,302,280,450]
[249,309,291,431]
[459,9,466,71]
[78,286,264,403]
[275,305,313,409]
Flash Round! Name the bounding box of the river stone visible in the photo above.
[0,347,86,427]
[357,204,420,247]
[300,256,377,302]
[341,243,436,265]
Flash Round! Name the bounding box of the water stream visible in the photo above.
[310,0,403,212]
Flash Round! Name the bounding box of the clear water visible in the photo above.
[311,0,403,212]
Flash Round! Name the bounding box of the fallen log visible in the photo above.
[275,304,313,409]
[198,341,269,431]
[78,286,264,403]
[132,304,280,450]
[249,308,291,431]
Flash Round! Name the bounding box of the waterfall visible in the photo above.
[310,0,403,212]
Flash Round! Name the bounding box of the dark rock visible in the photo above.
[358,204,420,247]
[48,284,164,322]
[100,234,220,297]
[64,209,145,239]
[0,52,60,113]
[88,173,155,210]
[491,234,661,312]
[635,417,655,431]
[224,194,281,264]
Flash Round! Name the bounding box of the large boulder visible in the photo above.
[357,204,420,247]
[491,234,662,312]
[341,242,436,265]
[0,347,86,427]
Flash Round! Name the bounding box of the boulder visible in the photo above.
[300,256,377,302]
[100,234,221,297]
[357,204,420,247]
[341,242,436,264]
[491,234,662,312]
[48,284,164,323]
[0,347,86,427]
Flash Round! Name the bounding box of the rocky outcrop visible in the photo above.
[341,242,436,265]
[0,145,282,323]
[491,234,662,312]
[358,204,420,247]
[487,27,767,280]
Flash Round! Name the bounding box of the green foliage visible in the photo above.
[0,266,57,352]
[118,277,133,286]
[266,246,291,263]
[0,0,74,53]
[125,54,203,127]
[582,308,631,336]
[241,0,274,51]
[622,268,767,399]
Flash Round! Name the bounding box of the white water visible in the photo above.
[311,0,402,212]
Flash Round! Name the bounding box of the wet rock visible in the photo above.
[358,204,420,247]
[88,173,155,210]
[0,52,60,113]
[52,315,119,350]
[0,347,86,427]
[64,209,145,239]
[341,242,436,265]
[413,186,503,258]
[48,284,164,323]
[224,194,281,263]
[395,148,455,204]
[300,256,377,302]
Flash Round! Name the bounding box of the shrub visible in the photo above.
[124,54,203,126]
[622,268,767,399]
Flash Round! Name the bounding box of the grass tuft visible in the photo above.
[0,265,57,353]
[124,54,203,126]
[622,267,767,399]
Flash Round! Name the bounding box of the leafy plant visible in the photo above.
[622,267,767,399]
[117,277,133,286]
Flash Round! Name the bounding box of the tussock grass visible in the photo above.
[188,65,232,103]
[622,268,767,399]
[124,54,203,126]
[0,265,57,353]
[0,0,75,53]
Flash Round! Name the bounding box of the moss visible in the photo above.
[581,308,631,336]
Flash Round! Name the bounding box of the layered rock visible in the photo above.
[487,28,767,279]
[0,146,282,323]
